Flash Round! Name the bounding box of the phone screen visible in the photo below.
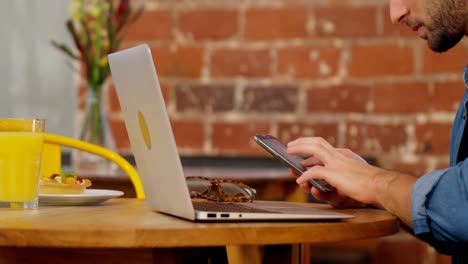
[253,134,336,192]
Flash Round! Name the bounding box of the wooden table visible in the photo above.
[0,198,398,264]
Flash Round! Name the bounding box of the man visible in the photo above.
[287,0,468,262]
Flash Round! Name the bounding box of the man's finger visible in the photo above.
[288,168,300,178]
[302,156,322,166]
[296,165,330,185]
[288,137,337,165]
[311,187,337,201]
[300,182,311,193]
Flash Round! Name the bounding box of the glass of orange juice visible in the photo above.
[0,118,45,209]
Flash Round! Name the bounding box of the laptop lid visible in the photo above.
[108,44,196,220]
[108,44,353,221]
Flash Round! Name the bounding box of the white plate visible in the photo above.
[39,189,124,206]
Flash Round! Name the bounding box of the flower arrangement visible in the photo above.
[52,0,142,147]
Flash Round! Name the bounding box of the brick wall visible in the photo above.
[75,1,466,262]
[79,0,468,177]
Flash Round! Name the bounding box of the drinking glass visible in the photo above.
[0,118,45,209]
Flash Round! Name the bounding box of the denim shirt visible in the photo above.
[411,65,468,262]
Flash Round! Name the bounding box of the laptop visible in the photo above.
[108,44,353,221]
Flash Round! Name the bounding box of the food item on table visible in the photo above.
[39,170,92,194]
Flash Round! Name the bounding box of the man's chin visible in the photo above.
[427,32,464,53]
[428,43,453,53]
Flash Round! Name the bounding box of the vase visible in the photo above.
[72,81,116,174]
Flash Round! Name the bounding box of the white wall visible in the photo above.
[0,0,75,137]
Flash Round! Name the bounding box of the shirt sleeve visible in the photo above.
[411,162,468,254]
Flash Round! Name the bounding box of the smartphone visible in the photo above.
[253,134,336,192]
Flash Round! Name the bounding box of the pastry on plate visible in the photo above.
[40,170,92,195]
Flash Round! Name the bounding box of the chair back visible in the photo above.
[41,133,145,199]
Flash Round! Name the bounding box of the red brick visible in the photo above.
[415,123,451,155]
[244,8,308,40]
[277,46,341,79]
[124,10,172,41]
[306,84,369,113]
[242,85,298,112]
[381,6,416,37]
[108,81,121,113]
[179,9,237,40]
[422,43,468,74]
[372,82,430,113]
[175,84,234,112]
[278,122,339,147]
[160,83,172,106]
[109,118,130,151]
[433,81,465,112]
[211,122,271,155]
[348,43,414,77]
[150,46,203,78]
[210,48,271,77]
[79,63,87,79]
[345,122,407,154]
[314,7,377,37]
[171,120,204,150]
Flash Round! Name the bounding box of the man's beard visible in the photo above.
[427,28,464,52]
[426,0,466,52]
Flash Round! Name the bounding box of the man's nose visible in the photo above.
[389,0,410,24]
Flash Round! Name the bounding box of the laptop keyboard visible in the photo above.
[193,202,278,213]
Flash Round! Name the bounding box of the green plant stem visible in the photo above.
[80,85,107,146]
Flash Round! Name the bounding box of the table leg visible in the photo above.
[226,245,263,264]
[226,244,304,264]
[291,243,309,264]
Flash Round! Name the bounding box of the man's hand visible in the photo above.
[288,145,372,208]
[286,137,417,227]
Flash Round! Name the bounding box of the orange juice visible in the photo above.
[0,132,44,202]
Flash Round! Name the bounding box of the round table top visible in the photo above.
[0,198,399,248]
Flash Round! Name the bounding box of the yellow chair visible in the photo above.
[41,133,145,199]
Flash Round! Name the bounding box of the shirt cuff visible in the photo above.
[411,168,448,235]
